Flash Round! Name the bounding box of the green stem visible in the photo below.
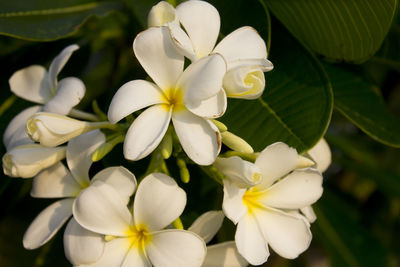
[69,108,99,121]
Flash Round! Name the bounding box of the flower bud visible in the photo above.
[26,112,96,147]
[2,144,66,178]
[148,1,177,27]
[221,131,253,154]
[223,66,265,99]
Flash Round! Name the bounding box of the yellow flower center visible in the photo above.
[125,224,152,249]
[162,88,184,112]
[242,189,266,214]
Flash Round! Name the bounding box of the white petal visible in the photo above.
[178,54,226,102]
[222,180,247,225]
[204,241,248,267]
[214,157,261,188]
[188,211,224,243]
[73,181,132,236]
[77,238,131,267]
[31,162,82,198]
[172,110,221,165]
[168,22,197,61]
[91,166,137,204]
[176,0,220,58]
[308,138,331,173]
[133,27,184,90]
[121,247,151,267]
[43,77,85,115]
[3,105,41,150]
[300,206,317,223]
[254,207,312,259]
[258,169,323,209]
[223,66,265,100]
[214,27,267,68]
[64,218,105,265]
[107,80,165,124]
[2,144,66,178]
[9,65,51,104]
[228,58,273,71]
[124,105,171,161]
[254,142,299,190]
[134,173,186,231]
[185,89,226,119]
[67,130,105,186]
[148,1,177,27]
[23,199,73,249]
[26,112,93,147]
[235,214,269,265]
[48,44,79,89]
[146,229,206,267]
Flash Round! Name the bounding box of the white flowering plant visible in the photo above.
[0,0,399,267]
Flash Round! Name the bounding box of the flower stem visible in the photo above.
[69,108,99,122]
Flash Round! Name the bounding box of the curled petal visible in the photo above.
[43,77,85,115]
[172,110,221,165]
[107,80,165,124]
[188,210,224,243]
[146,229,206,267]
[308,138,331,173]
[48,44,79,89]
[3,106,41,150]
[134,173,186,231]
[148,1,177,27]
[2,144,66,178]
[176,0,220,58]
[254,142,299,190]
[300,206,317,223]
[9,65,51,104]
[64,218,105,266]
[23,199,74,249]
[123,105,171,161]
[133,27,184,90]
[214,156,261,188]
[223,66,265,99]
[168,23,197,61]
[31,162,81,198]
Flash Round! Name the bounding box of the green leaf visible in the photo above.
[221,24,333,153]
[264,0,398,63]
[324,63,400,147]
[0,0,122,41]
[314,190,389,267]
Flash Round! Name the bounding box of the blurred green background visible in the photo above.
[0,0,399,266]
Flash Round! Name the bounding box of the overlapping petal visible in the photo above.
[23,198,74,249]
[185,89,226,119]
[148,1,177,27]
[108,80,165,124]
[134,173,186,231]
[204,241,248,267]
[223,66,265,99]
[133,27,184,90]
[222,180,247,225]
[48,44,79,89]
[146,230,206,267]
[172,110,221,165]
[188,211,224,243]
[176,0,220,58]
[73,181,132,236]
[31,162,81,198]
[124,104,172,161]
[64,218,105,266]
[121,247,151,267]
[308,138,331,173]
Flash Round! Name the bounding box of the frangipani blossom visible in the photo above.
[214,142,323,265]
[73,173,206,267]
[148,0,273,99]
[189,211,247,267]
[108,26,226,165]
[23,130,137,266]
[4,44,85,151]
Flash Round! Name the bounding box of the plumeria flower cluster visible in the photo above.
[1,1,332,266]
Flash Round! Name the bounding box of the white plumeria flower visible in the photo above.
[4,44,85,151]
[108,26,226,165]
[23,130,137,266]
[148,0,273,99]
[26,112,107,147]
[73,172,206,267]
[214,142,323,265]
[2,144,66,178]
[188,211,248,267]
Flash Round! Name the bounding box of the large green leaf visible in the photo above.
[264,0,398,63]
[314,190,389,267]
[221,24,333,153]
[324,63,400,147]
[0,0,122,41]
